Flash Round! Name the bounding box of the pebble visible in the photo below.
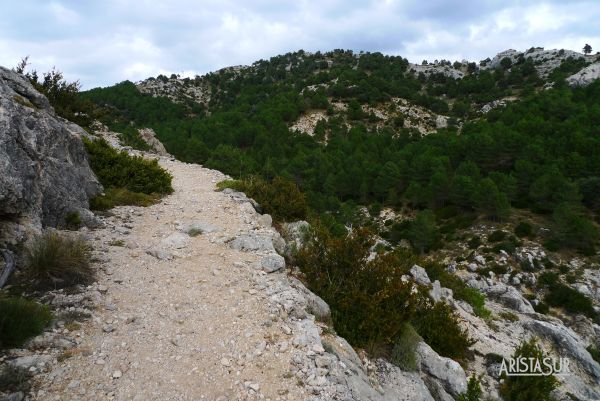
[112,370,122,379]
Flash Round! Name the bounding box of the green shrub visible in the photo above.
[537,271,559,286]
[116,126,151,151]
[187,228,203,237]
[424,263,491,318]
[499,311,519,322]
[0,364,31,393]
[544,282,596,318]
[412,301,474,363]
[492,239,518,254]
[587,345,600,363]
[90,187,159,210]
[551,203,598,254]
[218,176,307,221]
[0,297,52,349]
[390,324,421,371]
[542,239,560,252]
[295,224,420,352]
[468,236,482,249]
[83,137,173,195]
[488,230,507,243]
[514,222,534,238]
[533,302,550,314]
[406,209,441,254]
[64,211,81,230]
[25,232,93,289]
[500,339,558,401]
[457,375,483,401]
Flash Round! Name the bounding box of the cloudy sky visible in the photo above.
[1,0,598,89]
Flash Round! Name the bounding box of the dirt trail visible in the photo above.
[37,158,309,401]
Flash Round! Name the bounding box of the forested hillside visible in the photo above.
[80,49,600,254]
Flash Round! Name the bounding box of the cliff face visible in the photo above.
[0,67,102,283]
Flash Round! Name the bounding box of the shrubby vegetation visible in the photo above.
[424,263,491,318]
[499,339,558,401]
[25,232,93,290]
[0,297,52,349]
[78,50,600,253]
[217,176,307,221]
[84,138,173,209]
[15,57,94,127]
[294,224,473,362]
[537,271,597,320]
[457,375,483,401]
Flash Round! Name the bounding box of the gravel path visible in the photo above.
[37,158,310,401]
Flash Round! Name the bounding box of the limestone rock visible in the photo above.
[0,67,102,232]
[525,320,600,381]
[282,221,310,248]
[8,354,53,370]
[410,265,431,286]
[485,283,535,313]
[230,233,275,252]
[416,342,467,397]
[260,253,285,273]
[567,61,600,87]
[257,214,272,227]
[138,128,168,155]
[160,232,189,249]
[180,221,219,235]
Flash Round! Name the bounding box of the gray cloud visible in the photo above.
[1,0,598,88]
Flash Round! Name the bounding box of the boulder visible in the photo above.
[230,233,275,252]
[259,253,285,273]
[8,354,53,370]
[160,232,189,249]
[137,128,168,155]
[282,220,310,248]
[289,277,331,322]
[485,283,535,313]
[0,66,102,231]
[429,280,453,303]
[416,342,467,397]
[410,265,431,286]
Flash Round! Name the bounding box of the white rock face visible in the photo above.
[409,63,464,79]
[137,76,211,106]
[416,342,468,397]
[482,48,586,78]
[138,128,168,155]
[567,61,600,87]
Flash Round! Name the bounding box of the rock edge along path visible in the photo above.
[35,156,316,401]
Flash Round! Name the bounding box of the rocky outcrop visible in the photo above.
[567,62,600,87]
[482,48,586,78]
[479,282,535,313]
[525,320,600,381]
[416,342,468,397]
[137,128,168,155]
[137,75,211,107]
[408,63,464,79]
[0,66,102,284]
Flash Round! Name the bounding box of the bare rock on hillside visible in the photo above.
[138,128,169,155]
[567,62,600,87]
[0,66,102,285]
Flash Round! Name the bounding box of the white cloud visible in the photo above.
[0,0,598,88]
